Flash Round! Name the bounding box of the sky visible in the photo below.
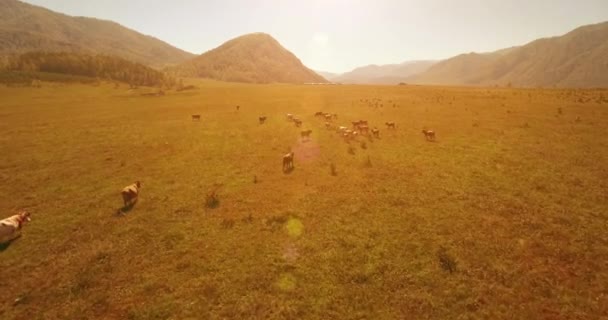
[21,0,608,73]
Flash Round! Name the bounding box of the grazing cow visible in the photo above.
[422,129,436,141]
[294,119,302,127]
[325,114,333,121]
[325,122,332,129]
[192,114,201,121]
[259,116,267,124]
[332,113,338,120]
[0,211,31,244]
[286,113,294,121]
[314,111,324,117]
[283,152,295,171]
[358,125,369,135]
[385,122,396,129]
[121,181,141,208]
[372,127,380,138]
[301,129,312,140]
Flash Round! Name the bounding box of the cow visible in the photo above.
[286,113,294,121]
[0,211,31,244]
[301,129,312,140]
[314,111,324,117]
[422,129,436,141]
[372,127,380,138]
[259,116,267,124]
[293,119,302,127]
[121,181,141,208]
[358,125,370,135]
[325,122,333,130]
[192,115,201,121]
[236,105,240,111]
[385,122,396,129]
[332,113,338,120]
[325,114,333,121]
[283,152,295,172]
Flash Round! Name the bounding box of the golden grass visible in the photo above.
[1,80,607,319]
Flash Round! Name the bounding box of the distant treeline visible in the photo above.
[0,52,175,87]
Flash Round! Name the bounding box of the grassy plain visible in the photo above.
[1,80,607,319]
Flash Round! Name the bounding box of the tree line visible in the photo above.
[0,52,176,87]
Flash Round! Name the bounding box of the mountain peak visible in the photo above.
[174,33,327,84]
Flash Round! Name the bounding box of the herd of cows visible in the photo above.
[268,98,438,173]
[0,97,437,248]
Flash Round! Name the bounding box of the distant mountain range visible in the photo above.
[0,0,606,87]
[409,22,608,87]
[0,0,194,68]
[171,33,327,84]
[322,61,436,84]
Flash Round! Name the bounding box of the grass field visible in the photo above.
[1,80,607,319]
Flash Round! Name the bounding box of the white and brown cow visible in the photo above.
[283,152,295,172]
[121,181,141,208]
[0,211,31,244]
[371,127,380,138]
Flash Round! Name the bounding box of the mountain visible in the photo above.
[316,70,339,80]
[331,61,436,84]
[172,33,327,84]
[0,0,194,68]
[410,22,608,87]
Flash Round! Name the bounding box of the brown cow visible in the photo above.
[192,115,201,121]
[301,129,312,140]
[294,119,302,127]
[422,129,436,141]
[259,116,267,124]
[385,122,396,129]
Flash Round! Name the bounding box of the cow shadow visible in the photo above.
[0,238,19,252]
[283,167,295,174]
[116,202,137,216]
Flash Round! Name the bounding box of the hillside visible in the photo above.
[332,61,436,84]
[172,33,327,84]
[410,22,608,87]
[0,0,194,68]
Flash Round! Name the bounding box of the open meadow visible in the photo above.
[1,81,607,319]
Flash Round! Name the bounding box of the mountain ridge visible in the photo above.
[0,0,194,68]
[409,21,608,87]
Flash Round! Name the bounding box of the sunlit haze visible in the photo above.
[20,0,608,72]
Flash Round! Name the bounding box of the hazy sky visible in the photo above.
[22,0,608,73]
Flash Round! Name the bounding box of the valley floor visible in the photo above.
[1,81,607,319]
